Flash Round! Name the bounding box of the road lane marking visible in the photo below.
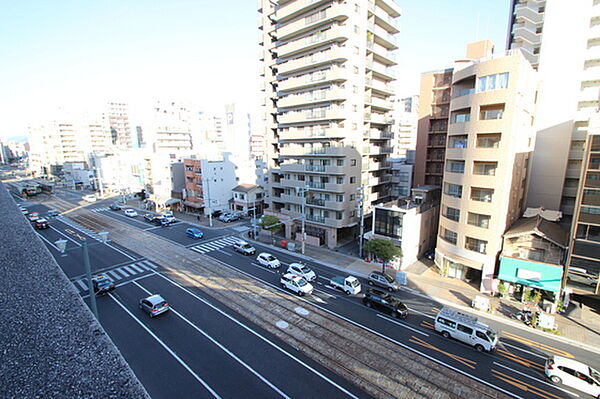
[35,232,60,251]
[375,314,429,336]
[107,293,222,399]
[420,320,434,330]
[122,265,136,275]
[129,264,145,273]
[107,271,122,280]
[114,268,130,278]
[501,331,574,358]
[138,260,158,269]
[492,362,580,398]
[76,279,88,290]
[50,226,82,246]
[491,369,565,399]
[251,263,276,273]
[104,242,137,261]
[216,249,232,256]
[409,335,477,369]
[132,281,292,399]
[500,342,548,360]
[152,272,362,399]
[496,348,544,371]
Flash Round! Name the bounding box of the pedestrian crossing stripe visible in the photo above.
[71,260,159,293]
[190,236,239,254]
[91,207,110,212]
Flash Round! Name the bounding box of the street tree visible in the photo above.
[364,238,402,274]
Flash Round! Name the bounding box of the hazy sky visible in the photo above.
[0,0,510,140]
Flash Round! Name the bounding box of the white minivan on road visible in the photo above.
[434,307,498,352]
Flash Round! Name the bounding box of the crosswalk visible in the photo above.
[90,207,111,213]
[72,260,158,294]
[190,236,239,254]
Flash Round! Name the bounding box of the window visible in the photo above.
[444,206,460,222]
[355,4,360,12]
[351,159,357,166]
[468,213,491,228]
[354,25,359,34]
[374,208,403,238]
[446,160,465,174]
[465,237,487,254]
[353,46,359,55]
[448,135,468,148]
[456,324,473,335]
[480,104,505,120]
[353,66,359,74]
[353,85,358,93]
[476,133,501,148]
[444,183,463,198]
[477,72,509,92]
[336,194,343,202]
[336,177,344,184]
[350,176,356,183]
[350,194,355,201]
[353,104,358,112]
[305,10,326,24]
[352,123,357,130]
[589,154,600,170]
[336,212,342,220]
[475,331,489,341]
[451,109,471,123]
[337,159,344,166]
[441,228,458,245]
[473,161,497,176]
[437,317,456,328]
[471,187,494,202]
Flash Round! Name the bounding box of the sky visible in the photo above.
[0,0,510,140]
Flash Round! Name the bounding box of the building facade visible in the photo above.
[104,102,132,149]
[258,0,401,248]
[435,50,537,293]
[393,95,419,159]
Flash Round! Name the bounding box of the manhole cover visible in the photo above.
[295,307,309,316]
[276,320,289,329]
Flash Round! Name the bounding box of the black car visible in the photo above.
[92,275,116,295]
[363,289,408,319]
[109,203,122,211]
[144,214,159,223]
[34,218,50,229]
[46,210,59,217]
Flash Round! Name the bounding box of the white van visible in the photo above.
[434,307,498,352]
[545,355,600,397]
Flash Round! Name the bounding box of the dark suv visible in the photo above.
[363,289,408,319]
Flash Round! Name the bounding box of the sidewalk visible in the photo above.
[249,233,600,354]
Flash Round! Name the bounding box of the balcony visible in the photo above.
[580,87,600,103]
[278,127,345,140]
[367,1,400,34]
[512,26,541,46]
[278,143,353,157]
[367,161,391,170]
[582,67,600,84]
[278,108,346,124]
[276,3,347,40]
[278,87,345,108]
[277,68,348,92]
[277,47,347,75]
[367,22,398,50]
[364,95,393,110]
[586,46,600,62]
[306,214,326,223]
[364,146,393,155]
[514,4,543,25]
[276,24,347,58]
[365,77,395,95]
[366,59,395,81]
[273,0,330,22]
[364,128,393,139]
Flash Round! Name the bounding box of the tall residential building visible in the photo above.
[150,101,195,154]
[435,50,537,293]
[393,95,419,159]
[258,0,401,249]
[414,41,495,188]
[508,0,598,224]
[104,102,132,148]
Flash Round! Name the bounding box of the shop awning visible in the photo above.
[164,198,182,206]
[498,256,563,292]
[183,201,203,208]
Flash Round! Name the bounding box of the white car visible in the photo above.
[287,262,316,282]
[256,252,280,269]
[82,194,97,202]
[545,355,600,397]
[124,209,138,217]
[280,273,314,296]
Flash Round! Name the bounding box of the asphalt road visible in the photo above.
[23,193,600,399]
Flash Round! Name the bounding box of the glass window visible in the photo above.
[468,213,491,228]
[457,324,474,335]
[473,161,497,176]
[476,133,501,148]
[446,160,465,174]
[451,109,471,123]
[441,228,458,245]
[444,207,460,222]
[465,237,488,254]
[374,208,403,239]
[448,135,468,148]
[477,72,509,92]
[480,104,505,120]
[471,187,494,202]
[476,331,489,341]
[444,183,463,198]
[589,155,600,170]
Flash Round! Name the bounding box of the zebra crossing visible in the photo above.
[190,236,239,254]
[72,260,159,293]
[90,207,111,213]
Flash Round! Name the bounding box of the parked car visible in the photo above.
[46,210,59,217]
[367,271,400,292]
[211,210,223,218]
[280,273,314,296]
[124,209,138,217]
[286,262,316,282]
[158,216,176,226]
[256,252,281,269]
[139,294,170,318]
[162,210,174,218]
[28,212,40,222]
[144,213,159,222]
[219,213,240,223]
[34,218,50,229]
[363,289,408,319]
[567,267,599,287]
[545,355,600,397]
[82,194,97,202]
[109,203,121,211]
[92,275,115,296]
[20,207,29,216]
[186,227,204,239]
[233,240,256,255]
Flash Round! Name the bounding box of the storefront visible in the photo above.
[497,256,563,294]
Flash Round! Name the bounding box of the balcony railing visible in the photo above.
[306,198,326,206]
[307,182,326,189]
[306,215,326,223]
[305,164,326,172]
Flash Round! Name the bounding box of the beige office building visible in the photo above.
[258,0,401,248]
[435,51,537,293]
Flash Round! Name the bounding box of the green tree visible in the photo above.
[364,239,403,274]
[260,215,282,242]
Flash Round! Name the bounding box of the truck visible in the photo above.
[329,275,361,295]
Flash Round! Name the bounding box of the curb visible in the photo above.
[246,234,600,355]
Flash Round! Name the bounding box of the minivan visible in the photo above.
[434,307,498,352]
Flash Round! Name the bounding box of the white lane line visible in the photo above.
[203,254,523,399]
[250,263,276,274]
[153,272,362,399]
[132,281,291,399]
[375,314,429,337]
[492,362,580,397]
[107,293,221,399]
[49,226,82,246]
[216,249,232,256]
[138,260,158,269]
[35,232,60,251]
[122,265,137,275]
[115,268,130,278]
[130,264,145,273]
[105,242,137,261]
[202,242,223,250]
[222,237,238,244]
[190,247,208,254]
[500,342,548,360]
[107,271,122,280]
[405,307,436,319]
[76,279,88,290]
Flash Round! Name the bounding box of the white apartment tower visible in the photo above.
[104,102,132,149]
[258,0,401,249]
[508,0,599,224]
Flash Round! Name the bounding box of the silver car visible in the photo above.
[139,294,170,318]
[367,271,400,292]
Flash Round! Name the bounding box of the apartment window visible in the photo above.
[477,72,509,93]
[337,176,344,184]
[351,159,357,166]
[441,228,458,245]
[446,160,465,174]
[444,206,460,222]
[350,194,355,201]
[448,135,468,149]
[473,161,497,176]
[305,10,326,25]
[465,237,487,254]
[355,4,360,12]
[352,123,357,130]
[451,109,471,123]
[336,194,343,202]
[354,25,360,34]
[576,224,600,242]
[444,183,463,198]
[336,212,343,220]
[582,189,600,206]
[480,104,505,120]
[374,208,403,239]
[476,133,501,148]
[353,46,359,55]
[468,213,491,229]
[353,104,358,112]
[589,154,600,170]
[353,85,358,93]
[297,174,305,181]
[350,177,356,183]
[337,159,344,166]
[471,187,494,202]
[353,66,359,74]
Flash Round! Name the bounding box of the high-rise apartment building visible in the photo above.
[393,95,419,159]
[150,101,195,153]
[508,0,598,223]
[435,50,537,293]
[258,0,401,248]
[104,102,132,149]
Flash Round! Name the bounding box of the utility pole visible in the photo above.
[297,185,309,255]
[82,239,98,319]
[357,186,365,259]
[205,176,213,227]
[252,197,257,239]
